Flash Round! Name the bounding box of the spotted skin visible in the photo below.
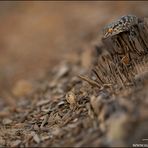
[103,15,138,39]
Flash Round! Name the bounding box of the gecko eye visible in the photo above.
[108,28,113,33]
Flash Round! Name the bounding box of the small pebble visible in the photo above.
[2,118,12,125]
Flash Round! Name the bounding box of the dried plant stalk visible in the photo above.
[102,15,148,68]
[99,15,148,85]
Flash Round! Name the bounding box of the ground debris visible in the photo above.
[66,91,77,109]
[2,118,12,125]
[10,139,21,147]
[12,79,34,97]
[31,131,41,144]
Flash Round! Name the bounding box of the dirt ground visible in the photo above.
[0,1,148,147]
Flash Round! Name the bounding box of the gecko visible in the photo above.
[102,15,138,39]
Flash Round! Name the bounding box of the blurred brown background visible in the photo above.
[0,1,148,93]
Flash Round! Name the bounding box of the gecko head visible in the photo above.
[102,15,138,39]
